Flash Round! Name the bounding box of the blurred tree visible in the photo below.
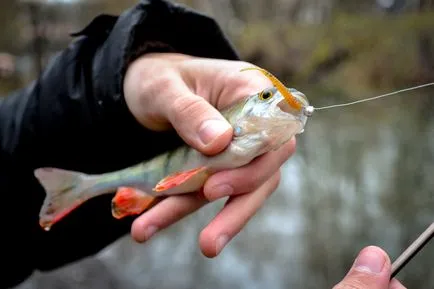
[418,0,434,82]
[0,1,22,53]
[0,1,23,94]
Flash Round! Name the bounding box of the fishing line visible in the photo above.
[304,82,434,116]
[302,81,434,277]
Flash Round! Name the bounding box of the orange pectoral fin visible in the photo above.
[153,166,209,194]
[111,187,156,219]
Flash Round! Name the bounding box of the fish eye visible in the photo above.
[259,89,273,101]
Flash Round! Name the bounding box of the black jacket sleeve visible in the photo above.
[0,0,239,287]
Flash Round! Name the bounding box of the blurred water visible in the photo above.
[16,87,434,288]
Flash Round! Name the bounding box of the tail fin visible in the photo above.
[34,168,96,231]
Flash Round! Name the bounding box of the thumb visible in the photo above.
[166,83,233,155]
[334,246,392,289]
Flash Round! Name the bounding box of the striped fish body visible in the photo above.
[34,68,311,231]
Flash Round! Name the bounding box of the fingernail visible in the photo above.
[198,119,231,146]
[354,247,386,274]
[210,184,234,200]
[216,235,229,255]
[144,225,158,240]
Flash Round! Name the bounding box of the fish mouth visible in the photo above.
[271,93,309,129]
[277,98,293,114]
[274,97,299,117]
[275,90,309,118]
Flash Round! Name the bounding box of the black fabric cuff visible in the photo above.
[72,0,241,166]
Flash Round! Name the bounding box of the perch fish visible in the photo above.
[34,67,311,231]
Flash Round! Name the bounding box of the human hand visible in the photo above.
[333,246,406,289]
[123,53,296,257]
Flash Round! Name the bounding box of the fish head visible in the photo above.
[232,86,310,152]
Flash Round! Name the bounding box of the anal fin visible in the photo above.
[111,187,156,219]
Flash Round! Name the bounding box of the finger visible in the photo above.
[199,171,280,258]
[125,60,232,155]
[163,79,233,155]
[333,246,392,289]
[389,278,406,289]
[203,137,295,201]
[130,193,208,243]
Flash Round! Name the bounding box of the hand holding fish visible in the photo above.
[35,53,309,258]
[122,53,297,257]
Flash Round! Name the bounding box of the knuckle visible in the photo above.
[232,167,267,193]
[153,74,175,95]
[170,94,206,123]
[228,157,280,193]
[138,73,173,105]
[154,72,173,87]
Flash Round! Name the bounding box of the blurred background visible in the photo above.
[1,0,433,288]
